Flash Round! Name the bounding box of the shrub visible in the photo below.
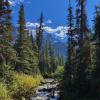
[0,83,11,100]
[9,73,42,99]
[54,66,64,80]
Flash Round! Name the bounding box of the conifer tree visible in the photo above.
[36,13,44,73]
[60,0,75,99]
[57,48,60,65]
[0,0,16,64]
[92,6,100,99]
[44,40,51,74]
[74,0,91,99]
[61,55,65,66]
[49,43,57,73]
[0,0,16,80]
[30,32,38,57]
[36,13,44,56]
[15,4,38,75]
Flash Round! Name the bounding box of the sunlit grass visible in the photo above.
[0,83,11,100]
[8,72,43,99]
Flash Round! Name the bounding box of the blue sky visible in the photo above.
[11,0,99,28]
[10,0,99,41]
[12,0,67,27]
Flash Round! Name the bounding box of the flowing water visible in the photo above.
[30,79,60,100]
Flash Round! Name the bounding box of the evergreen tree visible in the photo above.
[49,43,57,73]
[15,4,38,75]
[57,48,60,65]
[92,6,100,99]
[30,32,38,59]
[0,0,16,65]
[0,0,16,80]
[60,0,75,99]
[36,13,44,56]
[44,40,51,74]
[36,13,44,73]
[61,55,65,66]
[74,0,91,99]
[60,0,92,99]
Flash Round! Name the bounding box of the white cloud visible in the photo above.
[8,0,25,6]
[44,26,58,33]
[26,22,39,27]
[26,21,68,40]
[45,20,52,24]
[8,0,16,6]
[44,26,68,39]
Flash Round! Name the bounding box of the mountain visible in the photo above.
[27,22,68,59]
[43,32,67,58]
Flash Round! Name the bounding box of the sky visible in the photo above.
[9,0,100,40]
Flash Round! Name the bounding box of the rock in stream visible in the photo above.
[30,79,60,100]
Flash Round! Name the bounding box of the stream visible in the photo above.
[30,79,60,100]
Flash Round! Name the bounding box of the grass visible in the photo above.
[0,82,11,100]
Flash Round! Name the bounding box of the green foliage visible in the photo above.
[0,83,11,100]
[0,0,99,100]
[54,66,64,80]
[41,40,57,76]
[0,64,13,82]
[50,44,57,73]
[36,13,44,74]
[15,4,39,75]
[60,0,92,100]
[36,13,44,52]
[9,73,42,99]
[91,7,100,99]
[0,0,17,66]
[44,40,51,74]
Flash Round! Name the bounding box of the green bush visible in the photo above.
[54,66,64,80]
[9,73,42,99]
[0,83,11,100]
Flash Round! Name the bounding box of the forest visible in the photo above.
[0,0,100,100]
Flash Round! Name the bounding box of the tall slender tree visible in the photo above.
[36,13,44,73]
[60,0,75,99]
[92,6,100,99]
[15,4,38,75]
[74,0,91,99]
[0,0,16,65]
[0,0,16,80]
[44,40,51,74]
[57,48,60,65]
[49,43,57,73]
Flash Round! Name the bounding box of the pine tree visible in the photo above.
[61,55,65,66]
[0,0,16,80]
[60,0,75,99]
[36,13,44,56]
[57,48,60,65]
[74,0,91,99]
[30,32,38,53]
[0,0,16,64]
[44,40,51,74]
[49,43,57,73]
[29,32,39,75]
[15,4,38,75]
[92,6,100,99]
[36,13,44,73]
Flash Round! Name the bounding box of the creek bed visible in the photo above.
[30,79,60,100]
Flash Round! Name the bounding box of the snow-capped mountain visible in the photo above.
[43,32,67,57]
[26,22,68,58]
[26,22,68,43]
